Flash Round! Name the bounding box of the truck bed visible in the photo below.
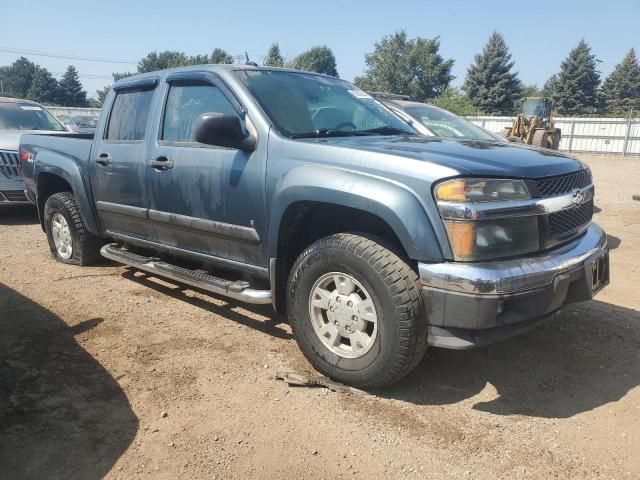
[20,133,95,196]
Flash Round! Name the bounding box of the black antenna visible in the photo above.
[244,51,259,67]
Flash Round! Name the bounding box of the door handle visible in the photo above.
[149,156,174,171]
[95,153,112,166]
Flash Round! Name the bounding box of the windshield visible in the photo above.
[72,116,98,128]
[0,102,66,131]
[235,70,416,138]
[521,99,548,118]
[404,105,496,141]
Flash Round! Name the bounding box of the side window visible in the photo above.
[106,88,155,141]
[162,83,237,143]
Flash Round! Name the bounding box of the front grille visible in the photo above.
[534,169,591,197]
[548,199,593,238]
[0,150,21,179]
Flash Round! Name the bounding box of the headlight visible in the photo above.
[443,217,540,261]
[435,178,539,261]
[435,178,530,203]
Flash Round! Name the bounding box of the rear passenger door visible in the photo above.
[91,79,158,243]
[145,72,266,272]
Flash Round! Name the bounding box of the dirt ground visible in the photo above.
[1,153,639,480]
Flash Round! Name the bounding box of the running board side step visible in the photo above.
[100,243,272,304]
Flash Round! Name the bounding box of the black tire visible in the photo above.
[552,129,561,150]
[532,129,548,148]
[44,191,103,265]
[287,233,428,388]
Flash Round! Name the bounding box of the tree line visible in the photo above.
[1,33,638,117]
[0,59,89,107]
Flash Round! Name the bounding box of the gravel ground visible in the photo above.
[1,153,639,480]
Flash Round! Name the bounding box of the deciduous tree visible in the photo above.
[2,57,38,98]
[354,31,454,101]
[430,87,480,116]
[27,67,59,104]
[209,48,233,64]
[288,46,338,77]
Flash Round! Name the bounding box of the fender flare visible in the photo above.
[267,164,444,261]
[35,153,102,235]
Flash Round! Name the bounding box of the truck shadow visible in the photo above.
[0,205,39,225]
[381,299,640,418]
[0,283,138,480]
[120,268,292,340]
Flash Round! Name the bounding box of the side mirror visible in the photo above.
[195,113,256,152]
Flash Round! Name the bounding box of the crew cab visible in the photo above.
[20,65,609,387]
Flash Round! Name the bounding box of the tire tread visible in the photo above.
[288,233,428,388]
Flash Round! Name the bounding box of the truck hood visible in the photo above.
[316,136,583,178]
[0,130,70,151]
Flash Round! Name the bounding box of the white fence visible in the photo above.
[467,115,640,156]
[46,106,102,117]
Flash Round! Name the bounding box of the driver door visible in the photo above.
[145,72,267,271]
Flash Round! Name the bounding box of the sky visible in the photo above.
[2,0,639,99]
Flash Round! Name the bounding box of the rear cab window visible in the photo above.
[106,88,155,141]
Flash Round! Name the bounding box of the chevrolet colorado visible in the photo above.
[20,65,609,387]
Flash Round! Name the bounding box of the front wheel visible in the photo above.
[287,233,428,388]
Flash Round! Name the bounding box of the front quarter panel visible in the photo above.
[267,162,445,261]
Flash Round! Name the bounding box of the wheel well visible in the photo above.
[37,173,72,230]
[273,201,408,314]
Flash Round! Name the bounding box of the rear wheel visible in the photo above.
[44,192,103,265]
[287,233,428,388]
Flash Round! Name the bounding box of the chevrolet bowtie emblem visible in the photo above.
[571,188,585,206]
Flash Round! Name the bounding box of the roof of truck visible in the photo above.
[112,64,339,88]
[0,97,42,104]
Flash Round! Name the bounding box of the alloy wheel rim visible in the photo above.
[51,213,73,260]
[308,272,378,359]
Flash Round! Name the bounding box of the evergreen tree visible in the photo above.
[463,32,522,114]
[96,85,111,107]
[288,46,338,77]
[57,66,87,107]
[27,67,59,104]
[264,43,285,67]
[602,48,640,115]
[553,40,601,115]
[541,74,559,97]
[354,31,454,101]
[210,48,233,64]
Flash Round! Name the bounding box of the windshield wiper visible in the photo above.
[359,126,415,136]
[290,128,373,139]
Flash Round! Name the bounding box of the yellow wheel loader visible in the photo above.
[501,97,561,149]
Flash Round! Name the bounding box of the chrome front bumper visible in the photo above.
[418,223,609,349]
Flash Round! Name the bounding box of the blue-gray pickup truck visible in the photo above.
[20,65,609,387]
